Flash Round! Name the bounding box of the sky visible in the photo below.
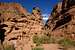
[0,0,62,21]
[0,0,62,14]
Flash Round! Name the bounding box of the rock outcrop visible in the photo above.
[1,0,75,50]
[46,0,75,40]
[0,3,44,50]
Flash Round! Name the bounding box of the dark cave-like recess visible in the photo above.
[0,24,8,44]
[52,15,71,31]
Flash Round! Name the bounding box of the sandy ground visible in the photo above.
[42,44,63,50]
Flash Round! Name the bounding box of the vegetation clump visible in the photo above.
[32,47,44,50]
[33,35,51,46]
[58,38,75,47]
[3,43,15,50]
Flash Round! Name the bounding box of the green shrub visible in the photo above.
[33,35,51,46]
[58,38,75,47]
[40,35,51,44]
[3,44,15,50]
[32,47,44,50]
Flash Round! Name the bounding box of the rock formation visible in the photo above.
[46,0,75,40]
[0,3,44,50]
[1,0,75,50]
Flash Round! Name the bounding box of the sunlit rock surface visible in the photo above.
[0,3,45,50]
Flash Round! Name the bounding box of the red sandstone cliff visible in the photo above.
[46,0,75,40]
[0,3,44,50]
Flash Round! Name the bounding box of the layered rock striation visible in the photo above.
[46,0,75,40]
[0,3,44,50]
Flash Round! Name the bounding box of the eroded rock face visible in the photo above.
[46,0,75,40]
[0,3,44,50]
